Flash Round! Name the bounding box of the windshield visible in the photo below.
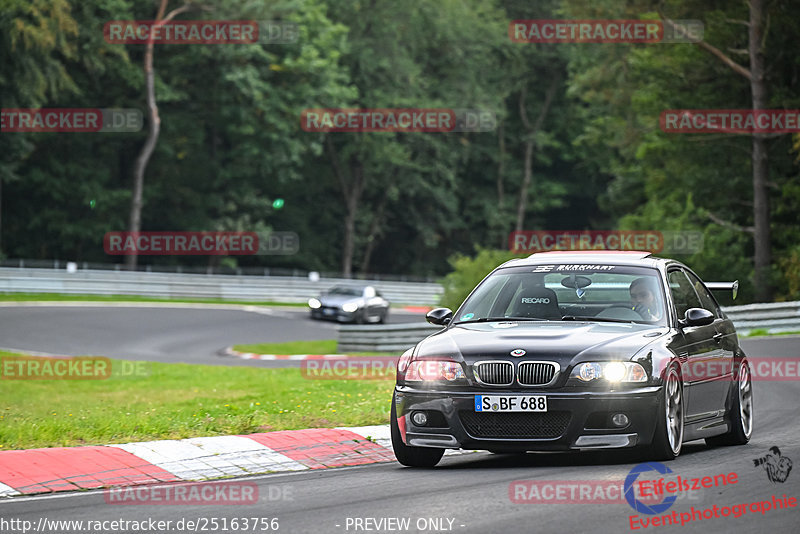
[328,287,363,296]
[454,264,667,326]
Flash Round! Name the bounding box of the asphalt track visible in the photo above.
[0,304,422,367]
[0,306,798,533]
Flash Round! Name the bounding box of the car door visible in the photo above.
[667,268,722,422]
[363,286,381,320]
[684,269,735,411]
[374,289,389,318]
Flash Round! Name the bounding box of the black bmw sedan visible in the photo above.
[391,251,753,467]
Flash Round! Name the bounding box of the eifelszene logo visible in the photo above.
[624,463,678,515]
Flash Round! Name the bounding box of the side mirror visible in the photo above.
[682,307,714,327]
[426,307,453,326]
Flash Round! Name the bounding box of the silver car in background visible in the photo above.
[308,285,390,323]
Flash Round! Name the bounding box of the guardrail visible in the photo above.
[336,301,800,353]
[0,259,437,282]
[722,301,800,335]
[337,322,442,352]
[0,267,443,305]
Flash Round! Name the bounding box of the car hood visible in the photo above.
[416,321,667,366]
[319,294,361,307]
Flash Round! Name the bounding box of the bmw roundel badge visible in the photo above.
[510,349,526,357]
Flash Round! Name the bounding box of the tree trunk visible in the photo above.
[124,0,190,270]
[0,176,3,258]
[326,137,364,278]
[359,183,392,274]
[497,123,505,209]
[661,7,772,301]
[514,78,559,233]
[497,123,507,247]
[749,0,771,301]
[515,139,534,232]
[342,207,356,278]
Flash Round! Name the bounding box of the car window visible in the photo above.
[684,270,722,318]
[329,287,362,296]
[455,264,667,325]
[668,269,703,319]
[461,275,507,319]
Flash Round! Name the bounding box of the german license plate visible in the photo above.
[474,395,547,412]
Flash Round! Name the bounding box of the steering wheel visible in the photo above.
[597,305,646,321]
[630,305,658,321]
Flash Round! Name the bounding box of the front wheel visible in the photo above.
[648,365,684,461]
[706,359,753,447]
[390,394,444,467]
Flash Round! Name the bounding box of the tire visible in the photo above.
[377,311,387,324]
[648,364,684,461]
[706,359,753,447]
[390,393,444,467]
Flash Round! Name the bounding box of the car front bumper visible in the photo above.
[310,307,359,322]
[394,385,661,451]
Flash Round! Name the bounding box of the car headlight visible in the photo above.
[342,302,359,313]
[308,298,322,309]
[404,360,466,382]
[571,361,647,383]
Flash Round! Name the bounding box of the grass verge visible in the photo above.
[744,329,800,337]
[232,339,390,356]
[0,350,393,450]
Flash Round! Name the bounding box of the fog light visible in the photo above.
[611,413,629,428]
[411,411,428,426]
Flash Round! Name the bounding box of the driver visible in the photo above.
[629,277,663,321]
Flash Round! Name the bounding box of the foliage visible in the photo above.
[0,0,798,303]
[439,248,523,311]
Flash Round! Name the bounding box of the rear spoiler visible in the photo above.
[705,281,739,300]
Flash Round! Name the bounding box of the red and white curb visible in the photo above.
[223,346,349,361]
[0,426,393,497]
[0,425,478,498]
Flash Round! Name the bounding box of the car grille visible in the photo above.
[459,411,570,439]
[473,361,514,386]
[517,362,558,386]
